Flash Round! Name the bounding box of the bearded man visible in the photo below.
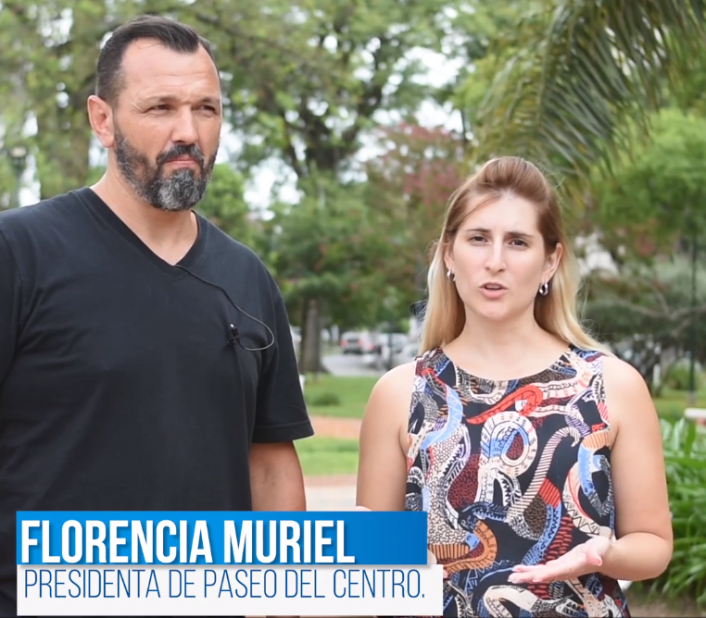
[0,15,313,616]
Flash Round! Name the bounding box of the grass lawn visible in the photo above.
[305,375,706,421]
[654,388,706,420]
[296,436,359,476]
[303,374,377,419]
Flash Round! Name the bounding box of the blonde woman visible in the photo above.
[356,157,672,617]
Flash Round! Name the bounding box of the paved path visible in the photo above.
[310,415,361,440]
[305,474,356,510]
[304,474,356,510]
[305,474,357,487]
[305,484,356,510]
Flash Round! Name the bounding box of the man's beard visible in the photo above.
[114,127,216,212]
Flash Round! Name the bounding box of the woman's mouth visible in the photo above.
[480,283,507,298]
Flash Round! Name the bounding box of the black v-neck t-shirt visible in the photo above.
[0,188,313,616]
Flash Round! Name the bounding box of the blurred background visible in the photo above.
[1,1,706,612]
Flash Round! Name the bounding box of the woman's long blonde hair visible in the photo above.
[419,156,610,355]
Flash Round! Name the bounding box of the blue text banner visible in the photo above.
[17,511,428,566]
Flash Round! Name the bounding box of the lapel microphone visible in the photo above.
[227,324,240,347]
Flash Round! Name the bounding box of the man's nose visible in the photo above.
[171,108,199,144]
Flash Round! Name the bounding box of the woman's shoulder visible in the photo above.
[366,350,439,404]
[567,343,616,371]
[600,354,649,391]
[569,344,644,386]
[370,360,418,398]
[586,352,655,429]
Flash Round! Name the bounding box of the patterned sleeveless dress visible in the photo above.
[405,345,630,618]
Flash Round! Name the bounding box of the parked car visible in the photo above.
[363,335,416,370]
[376,332,409,355]
[340,331,376,355]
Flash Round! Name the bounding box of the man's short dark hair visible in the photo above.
[95,14,217,104]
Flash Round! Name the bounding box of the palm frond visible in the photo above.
[473,0,706,204]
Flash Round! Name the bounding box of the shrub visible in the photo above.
[648,419,706,605]
[664,362,703,392]
[306,392,341,407]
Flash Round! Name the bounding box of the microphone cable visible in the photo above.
[174,264,275,353]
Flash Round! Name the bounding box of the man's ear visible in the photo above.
[87,95,115,149]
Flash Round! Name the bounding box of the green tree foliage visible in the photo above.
[365,123,465,305]
[584,255,706,391]
[670,47,706,116]
[180,0,461,178]
[444,0,531,141]
[0,152,24,210]
[266,174,390,371]
[194,163,255,248]
[0,0,173,198]
[579,110,706,388]
[591,109,706,263]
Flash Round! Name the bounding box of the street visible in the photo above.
[321,352,384,377]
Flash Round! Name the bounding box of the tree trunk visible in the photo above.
[299,298,327,377]
[35,3,102,200]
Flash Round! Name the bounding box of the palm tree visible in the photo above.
[473,1,706,193]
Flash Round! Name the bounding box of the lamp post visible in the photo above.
[688,230,699,406]
[6,145,28,209]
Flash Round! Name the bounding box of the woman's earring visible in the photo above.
[538,281,549,296]
[447,269,456,282]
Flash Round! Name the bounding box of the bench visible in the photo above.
[684,407,706,425]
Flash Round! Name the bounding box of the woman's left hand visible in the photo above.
[508,536,613,584]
